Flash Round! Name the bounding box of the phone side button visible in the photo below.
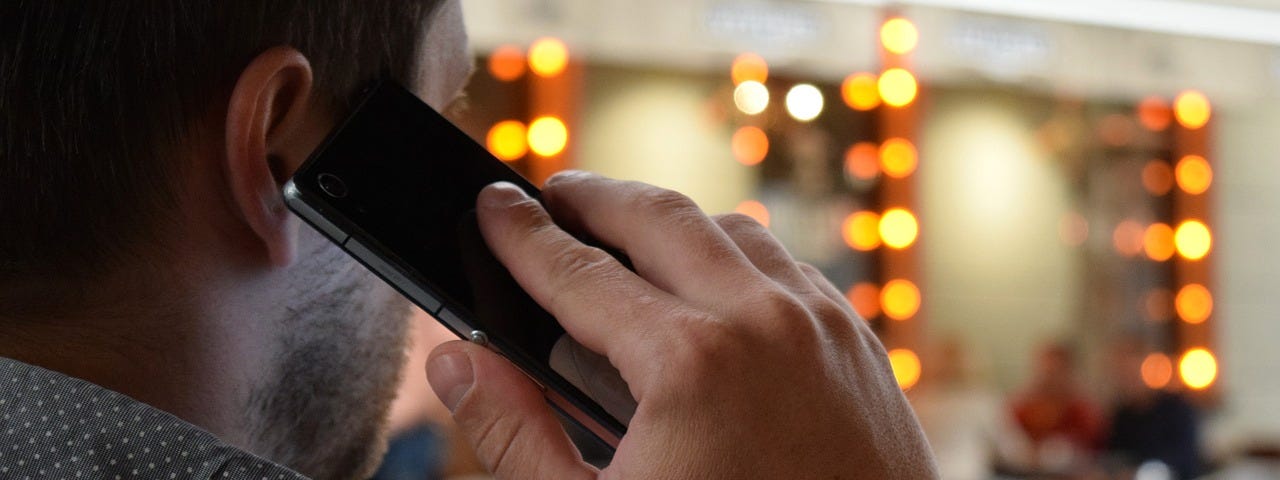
[345,239,444,313]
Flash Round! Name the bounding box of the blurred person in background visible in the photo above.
[1010,341,1106,473]
[1104,336,1204,480]
[910,337,1034,480]
[0,1,939,479]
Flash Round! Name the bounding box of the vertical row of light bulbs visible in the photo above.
[484,38,572,162]
[1106,91,1218,393]
[731,15,926,390]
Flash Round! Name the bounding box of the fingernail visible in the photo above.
[428,351,474,412]
[479,181,529,210]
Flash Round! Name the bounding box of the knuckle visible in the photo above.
[632,187,700,217]
[546,244,615,290]
[465,408,526,475]
[795,262,823,278]
[716,213,765,232]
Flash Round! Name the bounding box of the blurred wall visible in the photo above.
[1214,100,1280,445]
[920,90,1081,390]
[575,67,756,214]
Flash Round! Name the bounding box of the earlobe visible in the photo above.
[223,47,315,268]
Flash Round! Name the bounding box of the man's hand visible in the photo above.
[426,172,939,479]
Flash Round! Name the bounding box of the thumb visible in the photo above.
[427,340,597,480]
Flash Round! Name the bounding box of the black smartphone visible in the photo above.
[283,81,634,449]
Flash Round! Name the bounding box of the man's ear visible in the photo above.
[224,46,315,268]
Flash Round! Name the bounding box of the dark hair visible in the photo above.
[0,1,443,296]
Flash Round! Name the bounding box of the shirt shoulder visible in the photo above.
[0,357,309,479]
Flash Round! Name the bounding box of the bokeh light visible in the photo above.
[1113,220,1145,257]
[1141,353,1173,389]
[488,45,526,82]
[842,211,882,251]
[844,142,880,181]
[880,138,918,179]
[842,73,881,111]
[1174,90,1211,130]
[734,200,771,228]
[733,80,770,115]
[527,116,568,157]
[528,37,569,78]
[1176,155,1213,195]
[731,52,769,85]
[1142,160,1174,196]
[1137,96,1173,132]
[1144,288,1174,322]
[1175,220,1212,260]
[888,348,922,389]
[878,68,918,108]
[1179,348,1218,390]
[731,126,769,166]
[486,120,528,162]
[1099,113,1136,147]
[880,18,920,55]
[786,84,825,122]
[881,279,921,321]
[1143,223,1176,262]
[846,283,881,321]
[1060,212,1089,247]
[1176,284,1213,324]
[879,208,919,249]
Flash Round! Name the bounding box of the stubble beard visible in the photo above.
[246,228,413,479]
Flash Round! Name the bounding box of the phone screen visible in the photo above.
[286,82,631,446]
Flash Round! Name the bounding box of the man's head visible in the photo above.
[0,1,472,478]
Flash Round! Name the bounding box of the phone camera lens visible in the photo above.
[317,173,348,198]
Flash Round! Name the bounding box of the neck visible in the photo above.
[0,265,281,449]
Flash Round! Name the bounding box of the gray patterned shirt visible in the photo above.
[0,357,308,479]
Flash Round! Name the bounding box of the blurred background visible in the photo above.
[376,1,1280,479]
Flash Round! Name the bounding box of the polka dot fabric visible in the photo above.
[0,357,308,479]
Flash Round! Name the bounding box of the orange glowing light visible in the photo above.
[1176,284,1213,324]
[528,37,569,78]
[1113,220,1145,258]
[488,45,526,82]
[1142,160,1174,196]
[880,18,920,55]
[842,73,881,111]
[486,120,528,162]
[1174,90,1211,130]
[842,211,882,251]
[888,348,922,389]
[878,68,918,108]
[844,142,880,181]
[1175,220,1212,260]
[880,209,919,250]
[880,138,918,179]
[1144,289,1174,322]
[1144,223,1176,262]
[731,53,769,85]
[1176,155,1213,195]
[1060,212,1089,247]
[881,279,921,321]
[1179,348,1217,390]
[1137,97,1173,132]
[527,116,568,157]
[734,200,771,228]
[731,126,769,166]
[1141,353,1173,389]
[846,283,881,321]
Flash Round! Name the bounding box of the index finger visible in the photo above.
[475,181,677,375]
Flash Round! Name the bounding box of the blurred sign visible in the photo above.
[946,17,1052,81]
[703,1,824,47]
